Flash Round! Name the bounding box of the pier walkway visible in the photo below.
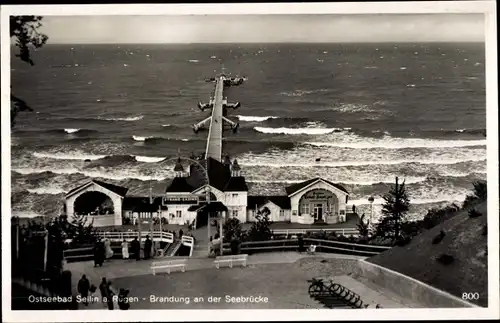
[205,76,225,161]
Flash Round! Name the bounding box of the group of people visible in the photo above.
[120,236,154,261]
[93,238,114,267]
[77,275,130,310]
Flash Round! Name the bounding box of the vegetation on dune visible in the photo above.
[10,15,49,127]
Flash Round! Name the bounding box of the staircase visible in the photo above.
[165,241,182,257]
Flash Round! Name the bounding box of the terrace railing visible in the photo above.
[271,227,359,237]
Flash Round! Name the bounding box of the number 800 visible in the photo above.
[462,292,480,300]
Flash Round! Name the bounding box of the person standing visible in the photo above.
[94,239,105,267]
[104,238,114,260]
[131,237,140,261]
[77,274,90,306]
[298,234,304,253]
[144,236,152,260]
[99,277,109,308]
[121,239,129,259]
[106,281,115,310]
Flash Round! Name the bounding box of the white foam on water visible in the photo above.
[240,157,485,168]
[132,135,152,141]
[98,115,143,121]
[254,127,345,135]
[64,128,80,134]
[237,115,279,122]
[305,136,486,149]
[27,187,66,195]
[134,156,166,163]
[33,152,107,160]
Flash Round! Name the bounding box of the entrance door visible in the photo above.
[315,204,323,221]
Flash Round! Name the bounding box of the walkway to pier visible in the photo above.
[205,76,225,161]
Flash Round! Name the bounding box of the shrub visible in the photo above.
[472,181,487,200]
[482,225,487,236]
[468,209,482,218]
[436,253,454,265]
[394,235,411,247]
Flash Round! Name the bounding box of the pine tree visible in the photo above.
[376,176,410,241]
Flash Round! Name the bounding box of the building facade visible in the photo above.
[64,157,350,227]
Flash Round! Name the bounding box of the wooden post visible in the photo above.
[219,210,224,256]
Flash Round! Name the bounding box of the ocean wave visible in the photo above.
[33,152,107,160]
[134,155,166,163]
[98,115,144,121]
[248,176,427,186]
[13,167,165,181]
[188,59,200,63]
[305,137,486,149]
[27,187,66,195]
[278,89,330,97]
[240,157,486,168]
[64,128,80,134]
[348,194,467,206]
[236,115,279,122]
[254,127,346,135]
[132,135,153,141]
[162,124,171,127]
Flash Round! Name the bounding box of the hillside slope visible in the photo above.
[368,201,488,307]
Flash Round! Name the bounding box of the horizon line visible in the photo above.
[20,40,486,46]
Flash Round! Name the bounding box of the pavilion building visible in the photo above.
[64,155,351,227]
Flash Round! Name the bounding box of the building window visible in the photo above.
[300,203,310,216]
[176,210,182,218]
[232,209,238,218]
[279,209,284,217]
[232,193,238,198]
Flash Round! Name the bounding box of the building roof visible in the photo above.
[123,196,167,212]
[66,180,129,198]
[165,177,195,193]
[285,177,348,196]
[247,195,291,210]
[166,157,234,193]
[224,176,248,192]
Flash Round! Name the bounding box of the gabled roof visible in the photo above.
[165,177,195,193]
[66,180,128,198]
[285,177,348,196]
[247,195,291,210]
[224,176,248,192]
[93,180,129,197]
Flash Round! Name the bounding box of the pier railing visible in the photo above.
[221,238,391,257]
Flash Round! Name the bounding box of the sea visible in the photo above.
[10,42,487,222]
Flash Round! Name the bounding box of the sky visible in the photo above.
[38,14,485,44]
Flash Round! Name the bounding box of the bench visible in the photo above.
[151,259,187,275]
[214,254,248,269]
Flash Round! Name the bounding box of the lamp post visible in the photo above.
[368,196,375,229]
